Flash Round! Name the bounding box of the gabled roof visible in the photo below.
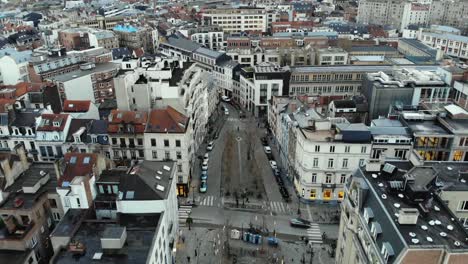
[108,110,148,134]
[37,114,69,132]
[62,100,91,113]
[146,106,188,133]
[59,153,97,187]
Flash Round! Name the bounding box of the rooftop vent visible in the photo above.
[398,208,419,225]
[101,226,127,250]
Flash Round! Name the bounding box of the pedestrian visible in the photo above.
[187,256,191,263]
[195,249,198,257]
[182,235,185,243]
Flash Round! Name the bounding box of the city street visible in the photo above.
[178,101,340,263]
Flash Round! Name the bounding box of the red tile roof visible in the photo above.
[62,100,91,112]
[59,153,97,186]
[37,114,69,131]
[146,106,188,133]
[108,110,148,134]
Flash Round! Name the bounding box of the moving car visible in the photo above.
[206,141,214,151]
[221,95,231,102]
[203,153,209,163]
[290,218,312,228]
[269,160,277,169]
[264,146,272,154]
[200,171,208,181]
[201,161,208,171]
[199,180,207,193]
[225,109,229,115]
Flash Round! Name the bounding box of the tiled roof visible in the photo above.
[146,106,188,133]
[60,153,97,187]
[108,110,148,134]
[62,100,91,112]
[37,114,69,132]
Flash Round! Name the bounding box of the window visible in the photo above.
[458,201,468,211]
[76,198,81,207]
[340,174,346,184]
[342,159,348,168]
[165,151,170,160]
[164,140,169,147]
[138,150,144,158]
[177,164,183,172]
[176,140,181,147]
[313,158,319,168]
[137,138,143,145]
[329,146,335,153]
[359,159,365,166]
[176,151,182,159]
[31,235,38,248]
[323,189,332,200]
[371,221,382,240]
[152,151,158,159]
[151,139,156,147]
[361,146,367,153]
[453,150,464,161]
[325,174,332,183]
[363,207,373,223]
[338,191,344,199]
[315,145,320,152]
[328,159,334,168]
[64,197,71,207]
[310,189,316,199]
[53,212,61,221]
[395,149,407,159]
[311,173,317,183]
[112,138,117,145]
[49,199,57,208]
[381,242,393,262]
[344,146,350,153]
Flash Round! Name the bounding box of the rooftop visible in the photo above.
[291,65,438,74]
[54,221,157,264]
[48,62,119,83]
[62,100,91,112]
[356,162,468,255]
[146,106,189,133]
[37,114,69,132]
[350,45,398,53]
[59,153,97,187]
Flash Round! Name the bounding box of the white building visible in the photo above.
[400,2,429,32]
[239,62,290,117]
[418,27,468,60]
[293,118,371,203]
[315,47,349,65]
[35,114,72,162]
[202,7,278,33]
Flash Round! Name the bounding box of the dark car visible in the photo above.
[290,218,312,228]
[261,137,268,146]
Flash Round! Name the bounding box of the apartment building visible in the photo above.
[113,25,156,53]
[28,48,82,83]
[418,27,468,60]
[189,29,225,51]
[51,161,178,264]
[369,118,412,161]
[239,62,290,117]
[107,110,147,161]
[35,114,72,162]
[58,28,91,51]
[0,145,59,264]
[48,62,119,103]
[428,0,468,34]
[144,106,192,196]
[202,7,277,34]
[400,2,430,32]
[293,118,371,203]
[337,161,468,264]
[315,47,349,65]
[356,0,405,29]
[362,69,451,121]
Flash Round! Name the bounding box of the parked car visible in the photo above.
[274,169,280,176]
[225,109,229,115]
[221,95,231,102]
[200,171,208,181]
[264,146,272,154]
[206,141,214,151]
[269,160,277,169]
[199,180,207,193]
[203,153,209,163]
[201,161,208,171]
[290,218,311,228]
[261,137,268,146]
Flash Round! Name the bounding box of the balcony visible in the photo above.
[321,183,336,189]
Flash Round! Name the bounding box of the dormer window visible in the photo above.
[75,136,81,143]
[53,121,60,127]
[370,221,382,240]
[363,207,374,223]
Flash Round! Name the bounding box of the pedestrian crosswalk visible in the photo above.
[178,205,192,227]
[307,223,323,244]
[269,201,291,214]
[199,195,217,206]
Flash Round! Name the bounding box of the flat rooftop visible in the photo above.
[48,62,119,83]
[359,162,468,251]
[291,65,438,74]
[406,120,452,137]
[54,221,157,264]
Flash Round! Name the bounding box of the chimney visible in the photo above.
[54,159,63,181]
[0,157,14,187]
[14,143,29,169]
[398,208,419,225]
